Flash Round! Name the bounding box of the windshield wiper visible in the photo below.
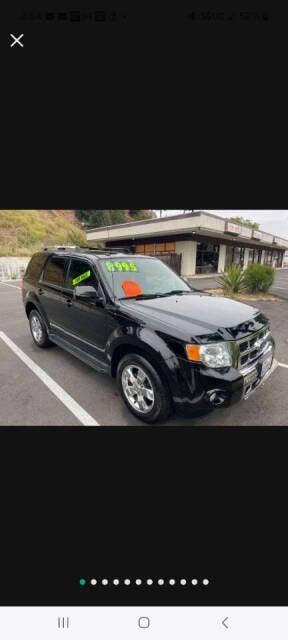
[159,289,191,297]
[119,290,192,300]
[118,293,165,300]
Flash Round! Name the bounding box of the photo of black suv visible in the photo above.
[21,246,276,423]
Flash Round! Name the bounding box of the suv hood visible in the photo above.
[119,293,269,342]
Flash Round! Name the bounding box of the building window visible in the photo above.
[233,247,245,266]
[255,249,262,264]
[225,245,234,270]
[196,242,219,274]
[273,249,282,267]
[264,250,273,265]
[247,248,263,264]
[225,246,244,270]
[248,249,255,264]
[135,241,176,255]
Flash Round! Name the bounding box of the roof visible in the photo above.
[86,211,288,248]
[41,245,135,259]
[86,210,215,233]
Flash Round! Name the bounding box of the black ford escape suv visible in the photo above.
[22,246,276,423]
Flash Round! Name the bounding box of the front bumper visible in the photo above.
[172,337,276,415]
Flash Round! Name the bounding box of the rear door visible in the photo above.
[38,255,69,329]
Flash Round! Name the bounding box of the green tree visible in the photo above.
[229,216,260,230]
[76,209,156,227]
[75,210,91,223]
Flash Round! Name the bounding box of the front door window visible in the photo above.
[66,259,99,292]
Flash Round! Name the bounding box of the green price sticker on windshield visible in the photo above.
[72,270,91,285]
[105,261,138,272]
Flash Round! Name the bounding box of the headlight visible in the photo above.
[185,342,233,368]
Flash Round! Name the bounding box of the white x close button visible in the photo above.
[10,34,24,48]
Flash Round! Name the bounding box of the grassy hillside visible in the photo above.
[0,210,87,256]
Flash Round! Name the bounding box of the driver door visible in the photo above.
[60,258,109,365]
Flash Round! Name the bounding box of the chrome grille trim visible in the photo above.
[236,325,271,370]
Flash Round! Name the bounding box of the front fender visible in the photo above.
[107,325,183,398]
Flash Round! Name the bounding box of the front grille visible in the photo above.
[237,325,271,369]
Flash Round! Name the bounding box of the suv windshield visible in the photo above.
[98,256,192,299]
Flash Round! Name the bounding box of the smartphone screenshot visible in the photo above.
[1,5,288,639]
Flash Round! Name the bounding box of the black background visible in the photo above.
[0,427,287,605]
[0,4,288,606]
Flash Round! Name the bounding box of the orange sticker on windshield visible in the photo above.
[121,280,143,297]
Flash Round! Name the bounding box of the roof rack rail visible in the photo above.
[42,245,134,254]
[78,245,133,254]
[43,245,81,251]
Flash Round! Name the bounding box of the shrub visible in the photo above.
[243,264,275,293]
[216,264,247,293]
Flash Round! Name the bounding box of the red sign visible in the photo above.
[225,221,241,235]
[239,226,251,238]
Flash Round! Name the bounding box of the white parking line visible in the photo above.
[0,331,100,427]
[0,281,21,289]
[278,362,288,369]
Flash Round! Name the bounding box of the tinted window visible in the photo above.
[25,253,47,280]
[66,259,98,290]
[42,256,67,286]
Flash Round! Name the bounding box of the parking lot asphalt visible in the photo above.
[0,280,288,427]
[189,268,288,300]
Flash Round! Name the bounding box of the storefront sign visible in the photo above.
[239,226,251,238]
[272,237,283,245]
[261,232,274,243]
[225,221,241,235]
[252,229,262,240]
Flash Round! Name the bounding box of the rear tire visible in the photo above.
[29,309,52,348]
[116,353,172,424]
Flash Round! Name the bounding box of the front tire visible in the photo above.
[29,309,52,348]
[116,353,172,424]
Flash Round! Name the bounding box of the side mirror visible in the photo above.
[74,285,104,303]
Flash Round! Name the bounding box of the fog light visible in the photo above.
[206,389,228,407]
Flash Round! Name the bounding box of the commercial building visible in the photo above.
[86,211,288,276]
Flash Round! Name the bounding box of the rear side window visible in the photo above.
[66,259,98,290]
[24,253,47,281]
[42,256,67,287]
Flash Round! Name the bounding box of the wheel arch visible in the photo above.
[25,297,50,334]
[110,341,175,406]
[25,300,38,318]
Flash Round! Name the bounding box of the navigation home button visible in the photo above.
[138,617,150,629]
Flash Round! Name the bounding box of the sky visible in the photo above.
[153,210,288,240]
